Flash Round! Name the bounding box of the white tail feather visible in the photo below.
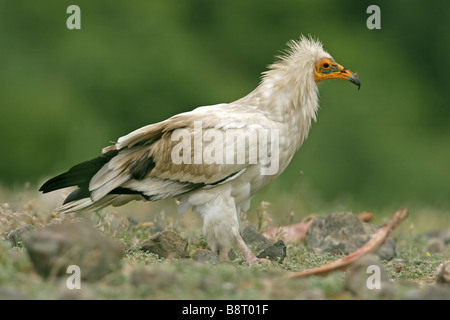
[56,194,140,214]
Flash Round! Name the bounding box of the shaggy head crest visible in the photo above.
[266,36,331,77]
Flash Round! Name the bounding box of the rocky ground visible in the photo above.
[0,200,449,300]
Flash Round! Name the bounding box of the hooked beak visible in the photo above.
[339,67,361,90]
[341,68,361,90]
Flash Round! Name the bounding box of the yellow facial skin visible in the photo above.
[314,58,361,89]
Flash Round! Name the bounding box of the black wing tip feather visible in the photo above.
[39,172,69,193]
[63,188,91,204]
[39,149,119,194]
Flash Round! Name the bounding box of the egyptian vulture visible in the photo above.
[40,36,360,264]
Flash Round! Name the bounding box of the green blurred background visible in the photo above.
[0,1,448,213]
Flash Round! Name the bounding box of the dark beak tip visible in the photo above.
[348,74,361,90]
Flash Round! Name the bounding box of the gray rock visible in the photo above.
[242,225,274,251]
[344,254,395,299]
[23,221,124,281]
[242,225,288,263]
[6,224,34,247]
[192,249,219,264]
[257,240,287,263]
[306,212,396,260]
[139,230,188,259]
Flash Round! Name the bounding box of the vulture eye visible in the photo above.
[322,62,331,69]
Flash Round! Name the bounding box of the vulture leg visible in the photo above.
[234,233,271,265]
[195,189,270,265]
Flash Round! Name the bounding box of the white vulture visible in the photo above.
[40,36,360,264]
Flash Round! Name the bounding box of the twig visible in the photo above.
[285,208,408,278]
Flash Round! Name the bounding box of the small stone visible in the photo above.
[6,224,34,247]
[227,249,237,261]
[23,221,124,281]
[306,212,396,260]
[192,249,219,264]
[139,230,188,259]
[257,240,287,263]
[242,225,273,251]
